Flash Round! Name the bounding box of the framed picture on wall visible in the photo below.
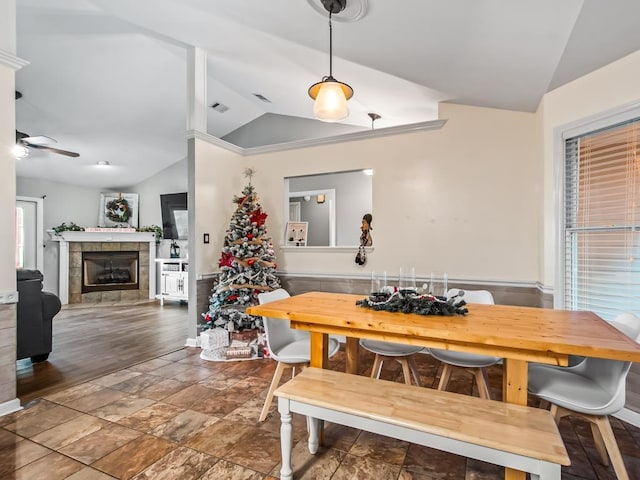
[99,192,139,227]
[285,221,308,247]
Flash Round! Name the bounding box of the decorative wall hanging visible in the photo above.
[99,192,139,228]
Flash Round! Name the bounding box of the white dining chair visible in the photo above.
[428,289,500,399]
[528,312,640,480]
[359,339,423,386]
[257,288,340,422]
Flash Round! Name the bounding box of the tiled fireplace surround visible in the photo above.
[50,232,156,305]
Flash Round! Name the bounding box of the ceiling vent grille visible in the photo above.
[253,93,271,103]
[210,102,229,113]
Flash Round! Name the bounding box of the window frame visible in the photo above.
[554,100,640,311]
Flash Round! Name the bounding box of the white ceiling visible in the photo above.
[14,0,640,188]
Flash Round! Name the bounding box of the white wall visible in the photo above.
[16,177,102,292]
[134,157,188,227]
[132,157,188,258]
[194,102,540,285]
[540,50,640,289]
[16,157,188,293]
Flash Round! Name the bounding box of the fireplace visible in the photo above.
[82,251,139,293]
[49,230,156,305]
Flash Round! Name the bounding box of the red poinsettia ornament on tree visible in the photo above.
[218,251,234,268]
[250,209,268,226]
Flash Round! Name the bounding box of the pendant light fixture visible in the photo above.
[308,0,353,122]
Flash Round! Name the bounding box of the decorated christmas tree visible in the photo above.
[203,168,281,332]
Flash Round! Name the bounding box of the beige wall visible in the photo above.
[540,50,640,288]
[0,53,18,406]
[192,140,243,282]
[194,103,540,286]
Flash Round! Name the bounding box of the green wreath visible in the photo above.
[105,197,131,223]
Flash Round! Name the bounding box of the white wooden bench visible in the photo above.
[275,367,569,480]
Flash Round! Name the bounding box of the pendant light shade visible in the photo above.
[309,77,353,121]
[309,1,353,122]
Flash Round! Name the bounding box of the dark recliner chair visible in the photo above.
[17,269,61,363]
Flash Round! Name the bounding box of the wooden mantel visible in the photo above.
[47,230,156,243]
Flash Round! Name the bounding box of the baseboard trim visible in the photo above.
[614,407,640,429]
[185,337,198,348]
[0,398,22,417]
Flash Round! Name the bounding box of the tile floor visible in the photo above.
[2,347,640,479]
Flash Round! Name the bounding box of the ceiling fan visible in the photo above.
[14,91,80,158]
[15,131,80,158]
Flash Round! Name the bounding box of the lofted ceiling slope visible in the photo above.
[13,0,640,188]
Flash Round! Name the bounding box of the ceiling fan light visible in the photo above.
[12,144,29,159]
[311,80,351,122]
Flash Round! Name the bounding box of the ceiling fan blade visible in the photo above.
[28,144,80,158]
[22,135,57,146]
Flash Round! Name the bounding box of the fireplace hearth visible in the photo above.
[82,251,139,293]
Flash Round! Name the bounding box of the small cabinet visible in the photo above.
[155,258,188,305]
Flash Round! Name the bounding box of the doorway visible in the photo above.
[16,196,44,271]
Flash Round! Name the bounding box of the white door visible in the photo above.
[289,202,301,221]
[16,196,44,271]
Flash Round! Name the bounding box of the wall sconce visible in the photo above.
[317,194,326,204]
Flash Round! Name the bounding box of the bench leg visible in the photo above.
[278,398,293,480]
[308,417,320,454]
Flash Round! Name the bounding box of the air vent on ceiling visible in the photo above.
[210,102,229,113]
[253,93,271,103]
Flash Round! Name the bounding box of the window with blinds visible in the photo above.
[564,119,640,319]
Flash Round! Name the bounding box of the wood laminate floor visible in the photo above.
[16,301,189,404]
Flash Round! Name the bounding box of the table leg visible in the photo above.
[503,359,528,405]
[310,332,328,368]
[345,337,359,374]
[503,359,528,480]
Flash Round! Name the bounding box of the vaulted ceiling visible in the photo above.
[14,0,640,188]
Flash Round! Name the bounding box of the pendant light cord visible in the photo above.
[328,12,333,78]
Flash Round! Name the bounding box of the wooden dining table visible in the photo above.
[247,291,640,480]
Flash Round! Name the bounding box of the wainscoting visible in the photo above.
[194,273,551,328]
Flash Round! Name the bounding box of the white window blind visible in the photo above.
[564,119,640,319]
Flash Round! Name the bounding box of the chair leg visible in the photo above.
[473,367,491,400]
[550,404,564,424]
[437,363,452,391]
[589,421,609,466]
[552,406,628,479]
[407,355,422,387]
[259,361,287,422]
[371,354,383,379]
[398,358,413,386]
[593,415,629,480]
